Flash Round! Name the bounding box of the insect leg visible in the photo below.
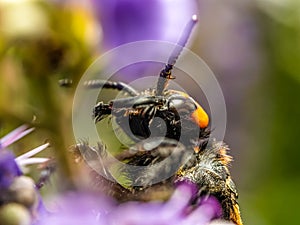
[93,96,151,122]
[93,101,113,122]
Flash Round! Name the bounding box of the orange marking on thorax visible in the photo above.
[191,102,209,128]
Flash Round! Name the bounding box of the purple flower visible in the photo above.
[0,125,50,175]
[39,182,222,225]
[0,150,22,189]
[38,194,113,225]
[109,183,221,225]
[0,125,35,189]
[92,0,199,49]
[0,125,50,223]
[89,0,199,81]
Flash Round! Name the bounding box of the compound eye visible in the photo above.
[191,102,209,129]
[168,94,209,129]
[170,98,185,108]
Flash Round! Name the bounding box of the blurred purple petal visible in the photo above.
[39,193,114,225]
[90,0,199,80]
[0,150,21,189]
[184,197,222,224]
[0,125,49,222]
[39,183,221,225]
[92,0,198,49]
[162,182,195,217]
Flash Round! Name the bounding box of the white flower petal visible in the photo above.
[16,143,50,161]
[0,125,35,148]
[16,157,49,167]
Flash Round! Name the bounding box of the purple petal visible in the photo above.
[161,182,194,218]
[92,0,198,49]
[37,187,221,225]
[90,0,199,81]
[92,0,163,48]
[0,150,22,189]
[0,125,34,149]
[38,193,114,225]
[184,197,222,224]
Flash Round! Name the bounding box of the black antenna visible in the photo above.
[156,15,198,96]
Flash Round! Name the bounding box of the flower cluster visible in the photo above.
[0,125,49,225]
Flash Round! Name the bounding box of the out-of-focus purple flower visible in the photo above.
[0,125,50,174]
[38,193,114,225]
[0,150,22,189]
[92,0,199,49]
[89,0,199,81]
[0,125,50,224]
[40,182,222,225]
[109,183,221,225]
[0,125,35,189]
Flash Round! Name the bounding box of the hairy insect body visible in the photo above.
[176,141,242,225]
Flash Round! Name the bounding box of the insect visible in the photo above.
[79,15,243,225]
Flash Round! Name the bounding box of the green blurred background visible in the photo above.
[0,0,300,224]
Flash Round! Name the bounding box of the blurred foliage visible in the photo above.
[241,1,300,225]
[0,0,300,224]
[0,0,99,189]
